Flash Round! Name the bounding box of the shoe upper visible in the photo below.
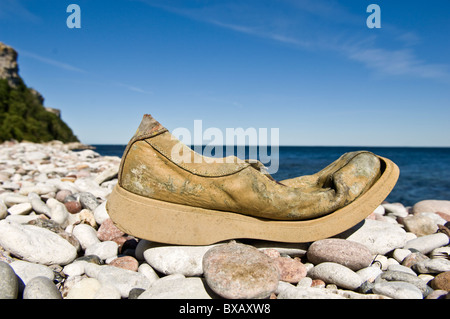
[118,115,381,220]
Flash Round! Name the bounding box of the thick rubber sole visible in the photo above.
[106,156,399,245]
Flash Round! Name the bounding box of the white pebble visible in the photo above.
[403,232,450,254]
[308,262,362,290]
[85,241,118,261]
[7,202,32,215]
[72,223,100,249]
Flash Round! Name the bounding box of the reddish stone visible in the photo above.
[311,279,326,288]
[402,252,429,268]
[109,256,139,272]
[273,257,307,283]
[56,190,72,203]
[431,271,450,291]
[261,248,281,259]
[97,218,125,241]
[64,201,82,214]
[436,212,450,222]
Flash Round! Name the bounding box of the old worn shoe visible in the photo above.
[106,114,399,245]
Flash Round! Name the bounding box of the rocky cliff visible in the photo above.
[0,42,79,143]
[0,42,20,87]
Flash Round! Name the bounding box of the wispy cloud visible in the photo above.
[345,47,449,79]
[0,0,41,23]
[139,0,448,81]
[115,82,153,94]
[19,50,87,73]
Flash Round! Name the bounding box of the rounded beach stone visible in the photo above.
[56,190,72,203]
[430,271,450,291]
[10,260,55,285]
[0,199,7,219]
[23,276,62,299]
[307,238,373,271]
[336,219,408,255]
[402,251,429,268]
[85,241,118,261]
[308,262,362,290]
[202,242,280,299]
[7,202,32,215]
[96,265,151,298]
[97,218,125,241]
[0,261,18,299]
[376,270,431,297]
[139,276,214,299]
[0,220,77,265]
[143,244,216,277]
[72,223,100,250]
[401,213,439,236]
[273,257,307,283]
[65,277,102,299]
[413,258,450,274]
[413,200,450,216]
[64,200,82,214]
[372,281,423,299]
[403,232,449,254]
[109,256,139,272]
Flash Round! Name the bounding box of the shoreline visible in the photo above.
[0,140,449,300]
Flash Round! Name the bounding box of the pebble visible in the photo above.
[0,261,18,299]
[356,266,383,283]
[0,220,77,265]
[7,202,33,215]
[10,260,55,285]
[277,286,346,299]
[401,213,440,236]
[64,200,82,214]
[1,140,450,300]
[336,219,409,255]
[72,224,101,249]
[0,198,7,219]
[308,262,363,290]
[65,277,102,299]
[202,242,279,299]
[144,244,216,276]
[272,257,307,283]
[413,199,450,217]
[403,232,449,254]
[139,276,215,299]
[23,276,62,299]
[392,248,412,263]
[382,202,409,217]
[413,258,450,274]
[430,271,450,290]
[97,218,125,241]
[109,256,139,272]
[307,238,373,271]
[95,265,151,298]
[375,270,432,297]
[84,241,118,261]
[372,281,423,299]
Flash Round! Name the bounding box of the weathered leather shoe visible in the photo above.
[107,114,399,245]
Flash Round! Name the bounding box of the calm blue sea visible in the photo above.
[92,145,450,207]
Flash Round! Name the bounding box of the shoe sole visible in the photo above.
[106,156,399,245]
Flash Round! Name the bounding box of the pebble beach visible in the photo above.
[0,140,449,300]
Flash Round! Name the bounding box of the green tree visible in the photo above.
[0,78,79,143]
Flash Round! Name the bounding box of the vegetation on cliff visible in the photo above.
[0,78,79,143]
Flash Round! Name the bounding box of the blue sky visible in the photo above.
[0,0,449,146]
